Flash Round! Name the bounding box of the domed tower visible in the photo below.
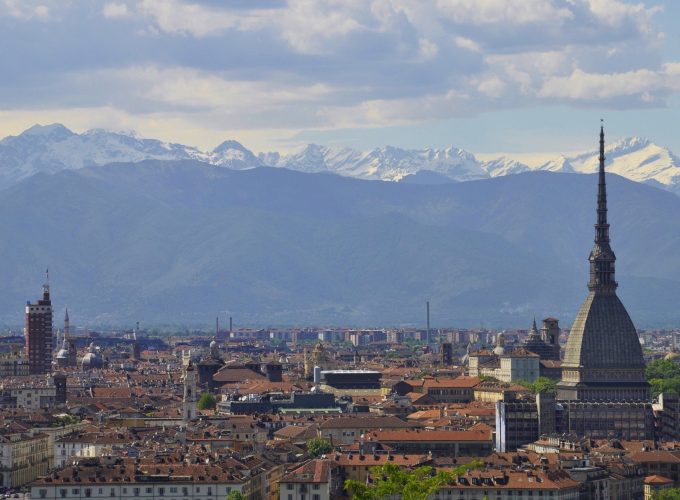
[557,124,649,402]
[493,332,506,356]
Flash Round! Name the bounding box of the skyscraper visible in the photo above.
[557,125,650,401]
[26,271,54,375]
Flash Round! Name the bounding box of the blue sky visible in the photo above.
[1,0,678,155]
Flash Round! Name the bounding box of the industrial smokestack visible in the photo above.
[426,301,430,344]
[229,316,233,333]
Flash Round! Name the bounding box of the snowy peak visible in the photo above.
[481,157,530,177]
[537,156,576,173]
[1,124,679,196]
[564,136,680,186]
[210,140,261,169]
[20,123,74,139]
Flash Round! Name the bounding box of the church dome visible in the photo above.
[562,292,645,370]
[81,342,103,370]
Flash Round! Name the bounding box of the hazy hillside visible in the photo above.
[1,161,679,328]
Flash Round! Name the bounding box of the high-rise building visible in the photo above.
[25,272,53,375]
[557,125,650,401]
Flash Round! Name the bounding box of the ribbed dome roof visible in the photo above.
[562,291,644,370]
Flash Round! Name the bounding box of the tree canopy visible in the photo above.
[646,359,680,398]
[654,487,680,499]
[344,460,484,500]
[518,377,557,396]
[197,392,216,410]
[226,491,246,500]
[307,437,333,458]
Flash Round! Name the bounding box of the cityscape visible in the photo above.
[3,1,680,500]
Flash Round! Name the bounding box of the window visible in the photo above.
[39,491,47,499]
[159,488,165,496]
[110,489,115,497]
[72,489,80,495]
[182,488,188,495]
[85,489,92,497]
[170,488,178,494]
[146,488,153,494]
[99,489,103,494]
[133,488,140,496]
[207,488,212,496]
[288,496,292,500]
[287,485,293,490]
[313,484,320,490]
[59,490,67,498]
[313,495,320,500]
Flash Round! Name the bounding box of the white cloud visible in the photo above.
[538,64,680,101]
[103,3,130,19]
[1,0,50,20]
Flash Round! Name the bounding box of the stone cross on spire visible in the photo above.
[588,121,617,293]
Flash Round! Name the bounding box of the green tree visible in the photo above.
[197,392,217,410]
[345,460,484,500]
[654,488,680,499]
[226,491,246,500]
[647,359,680,380]
[307,437,333,458]
[646,359,680,398]
[518,377,557,396]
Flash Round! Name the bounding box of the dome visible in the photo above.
[562,292,645,370]
[81,343,103,370]
[493,332,506,356]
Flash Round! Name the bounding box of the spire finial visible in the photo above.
[588,121,617,293]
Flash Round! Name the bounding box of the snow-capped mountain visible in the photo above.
[1,124,680,195]
[531,137,680,193]
[0,124,264,188]
[270,144,488,182]
[481,157,530,177]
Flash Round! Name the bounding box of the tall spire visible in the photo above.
[588,121,617,293]
[42,267,50,299]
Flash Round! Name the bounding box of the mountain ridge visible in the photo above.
[1,160,679,327]
[1,124,679,194]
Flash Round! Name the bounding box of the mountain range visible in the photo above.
[1,124,680,194]
[0,159,679,327]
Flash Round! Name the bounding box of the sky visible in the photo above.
[1,0,679,156]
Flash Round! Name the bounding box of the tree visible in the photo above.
[654,488,680,499]
[307,437,332,458]
[226,491,246,500]
[197,392,216,410]
[518,377,557,396]
[345,460,485,500]
[646,359,680,398]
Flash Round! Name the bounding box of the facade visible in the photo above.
[182,360,198,422]
[434,469,580,500]
[469,347,539,384]
[30,460,245,500]
[558,126,650,402]
[0,424,50,487]
[278,459,337,500]
[0,346,29,377]
[26,276,53,375]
